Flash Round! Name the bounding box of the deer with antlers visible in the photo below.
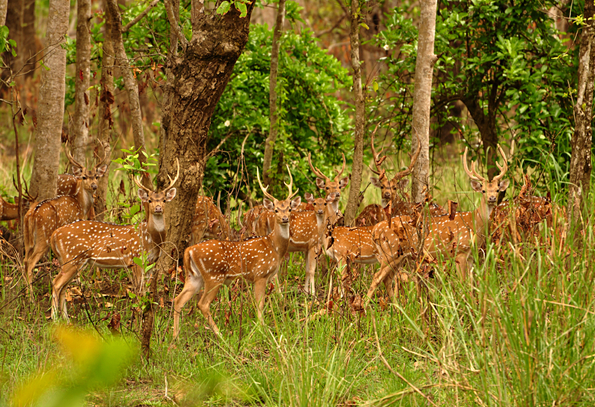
[307,152,349,216]
[366,144,511,302]
[369,131,445,217]
[172,167,301,337]
[49,161,179,320]
[23,146,109,290]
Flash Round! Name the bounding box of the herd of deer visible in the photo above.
[0,136,553,338]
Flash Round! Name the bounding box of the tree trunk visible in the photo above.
[155,5,255,269]
[95,0,116,220]
[568,0,595,223]
[29,0,69,201]
[343,0,365,226]
[106,0,150,187]
[71,0,92,163]
[262,0,286,186]
[0,0,7,26]
[5,0,36,84]
[410,0,438,203]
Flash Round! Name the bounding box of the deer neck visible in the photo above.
[75,181,94,217]
[473,196,493,241]
[269,220,291,258]
[146,212,166,246]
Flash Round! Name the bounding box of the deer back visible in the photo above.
[326,225,377,264]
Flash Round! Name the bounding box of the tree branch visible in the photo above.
[122,0,160,33]
[164,0,188,48]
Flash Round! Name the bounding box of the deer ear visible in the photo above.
[498,179,510,192]
[291,196,302,209]
[315,178,326,190]
[305,192,314,203]
[164,188,177,202]
[398,178,410,189]
[370,176,380,187]
[95,164,108,178]
[72,167,83,177]
[138,189,150,202]
[339,177,350,188]
[263,198,274,211]
[470,179,483,192]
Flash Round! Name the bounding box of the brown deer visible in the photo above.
[366,144,511,302]
[191,196,232,244]
[307,152,348,215]
[23,147,109,290]
[49,162,179,320]
[172,167,300,337]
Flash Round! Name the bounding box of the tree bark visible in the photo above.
[0,0,7,26]
[29,0,69,201]
[410,0,438,203]
[343,0,365,226]
[5,0,36,84]
[155,4,255,268]
[95,0,116,220]
[106,0,150,187]
[568,0,595,223]
[262,0,286,187]
[71,0,92,163]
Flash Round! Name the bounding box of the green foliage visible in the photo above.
[10,327,136,407]
[371,0,577,189]
[0,26,17,57]
[205,24,352,198]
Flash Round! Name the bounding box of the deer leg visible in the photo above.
[197,282,222,336]
[455,252,470,280]
[51,262,83,320]
[253,278,268,324]
[366,264,391,306]
[172,272,204,339]
[304,247,317,295]
[24,240,50,292]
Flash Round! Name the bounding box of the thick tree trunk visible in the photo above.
[71,0,92,163]
[262,0,286,186]
[5,0,36,83]
[410,0,438,203]
[29,0,69,201]
[568,0,595,223]
[156,5,255,268]
[343,0,365,226]
[95,0,116,220]
[106,0,149,187]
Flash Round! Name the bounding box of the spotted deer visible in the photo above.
[366,145,511,302]
[49,162,179,320]
[307,152,349,216]
[23,147,109,290]
[172,167,300,337]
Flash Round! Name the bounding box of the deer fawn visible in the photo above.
[367,145,511,302]
[172,167,300,337]
[49,162,179,320]
[23,147,108,290]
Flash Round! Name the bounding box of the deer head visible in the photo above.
[369,128,421,207]
[462,144,510,215]
[257,166,301,228]
[307,153,349,200]
[65,143,109,194]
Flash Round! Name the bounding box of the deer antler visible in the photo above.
[164,158,180,190]
[334,153,346,181]
[256,168,277,202]
[462,147,487,183]
[307,152,330,182]
[284,164,299,200]
[65,142,85,170]
[493,144,509,182]
[370,123,387,176]
[94,140,111,170]
[392,138,422,181]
